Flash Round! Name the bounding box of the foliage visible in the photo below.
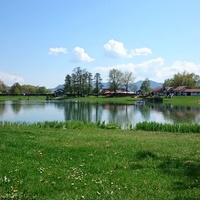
[122,71,135,92]
[135,121,200,133]
[5,82,49,95]
[9,83,21,94]
[64,67,93,97]
[93,72,103,97]
[163,71,200,88]
[140,78,152,94]
[0,80,6,93]
[108,68,124,93]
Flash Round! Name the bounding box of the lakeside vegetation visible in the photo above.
[1,95,200,107]
[1,121,200,199]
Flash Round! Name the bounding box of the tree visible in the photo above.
[73,67,84,97]
[36,86,48,94]
[108,69,123,93]
[86,72,93,96]
[64,74,73,95]
[0,80,6,93]
[140,78,151,94]
[122,72,134,92]
[93,72,103,97]
[66,67,94,97]
[10,82,21,94]
[163,71,200,88]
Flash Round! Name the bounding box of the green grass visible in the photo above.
[70,96,141,105]
[71,95,200,106]
[0,95,46,101]
[136,121,200,133]
[1,95,200,107]
[163,96,200,106]
[1,122,200,199]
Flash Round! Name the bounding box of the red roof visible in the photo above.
[173,86,187,92]
[184,89,200,93]
[152,87,163,92]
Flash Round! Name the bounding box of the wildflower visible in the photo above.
[13,189,18,193]
[96,191,101,195]
[38,151,43,157]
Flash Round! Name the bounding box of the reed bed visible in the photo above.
[136,121,200,133]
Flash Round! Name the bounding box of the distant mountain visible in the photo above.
[51,80,163,91]
[102,80,163,90]
[49,84,64,91]
[135,80,163,89]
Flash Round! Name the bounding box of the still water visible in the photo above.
[0,100,200,127]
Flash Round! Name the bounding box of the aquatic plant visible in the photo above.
[135,121,200,133]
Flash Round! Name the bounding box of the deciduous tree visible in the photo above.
[108,69,123,93]
[93,73,103,97]
[140,78,151,94]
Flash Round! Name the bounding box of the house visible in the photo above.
[163,87,174,97]
[173,86,187,96]
[172,86,200,96]
[54,89,65,97]
[152,87,163,96]
[182,89,200,96]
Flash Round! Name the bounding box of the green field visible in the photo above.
[0,122,200,199]
[0,95,200,107]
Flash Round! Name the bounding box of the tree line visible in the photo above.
[0,69,199,95]
[64,68,200,96]
[64,67,135,97]
[0,81,49,95]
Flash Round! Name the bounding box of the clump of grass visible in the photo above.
[135,121,200,133]
[0,121,121,130]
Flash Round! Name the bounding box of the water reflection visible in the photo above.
[0,100,200,126]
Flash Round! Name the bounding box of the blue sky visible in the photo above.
[1,0,200,88]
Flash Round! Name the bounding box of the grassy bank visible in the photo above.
[0,95,46,101]
[1,95,200,107]
[1,122,200,199]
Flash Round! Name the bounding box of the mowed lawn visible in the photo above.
[0,122,200,199]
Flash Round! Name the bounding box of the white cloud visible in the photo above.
[154,61,200,82]
[0,71,24,85]
[104,39,128,58]
[104,39,152,58]
[131,48,152,56]
[48,47,67,55]
[94,57,165,82]
[71,47,94,63]
[95,58,200,84]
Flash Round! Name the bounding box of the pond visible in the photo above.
[0,100,200,127]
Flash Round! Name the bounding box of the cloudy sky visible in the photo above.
[1,0,200,88]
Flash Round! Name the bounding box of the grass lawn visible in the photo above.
[0,95,46,101]
[1,95,200,107]
[0,122,200,199]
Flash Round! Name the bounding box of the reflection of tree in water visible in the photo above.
[11,101,47,114]
[63,101,103,122]
[46,101,66,110]
[148,103,200,124]
[0,102,6,115]
[104,104,135,126]
[11,101,22,114]
[138,105,151,121]
[63,102,135,125]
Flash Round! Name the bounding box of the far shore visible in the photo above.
[0,95,200,106]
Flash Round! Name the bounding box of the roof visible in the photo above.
[184,89,200,93]
[152,87,163,93]
[173,86,187,92]
[164,86,173,91]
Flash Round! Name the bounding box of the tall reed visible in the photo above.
[135,121,200,133]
